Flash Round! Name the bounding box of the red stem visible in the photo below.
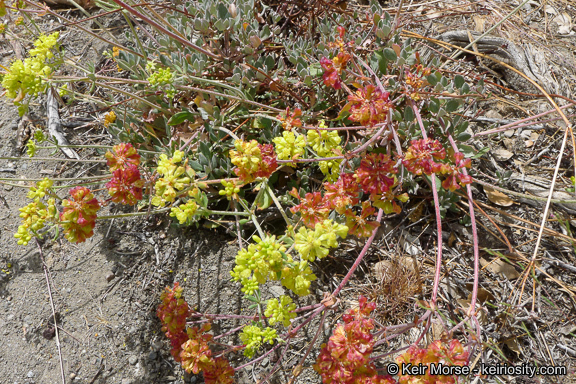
[410,100,443,306]
[472,102,575,137]
[447,135,480,320]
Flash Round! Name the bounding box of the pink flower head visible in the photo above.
[402,138,446,176]
[106,164,144,205]
[346,85,391,126]
[289,189,330,229]
[355,153,397,196]
[59,187,100,243]
[105,143,141,171]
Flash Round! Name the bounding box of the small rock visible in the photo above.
[128,355,138,365]
[166,377,177,382]
[42,326,56,340]
[148,351,157,360]
[69,373,76,380]
[105,272,115,282]
[151,340,163,350]
[7,296,12,301]
[27,371,34,378]
[4,184,13,191]
[39,169,54,175]
[268,285,284,298]
[261,358,269,367]
[189,376,197,384]
[485,110,502,120]
[492,148,514,161]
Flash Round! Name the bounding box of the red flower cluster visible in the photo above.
[106,166,144,205]
[60,187,100,243]
[402,138,446,176]
[180,326,235,383]
[320,26,352,90]
[404,64,432,101]
[257,144,278,179]
[402,139,472,191]
[355,152,408,216]
[345,201,379,238]
[230,140,278,183]
[323,173,359,214]
[345,84,391,126]
[105,143,144,205]
[396,339,469,384]
[320,52,350,90]
[355,153,396,196]
[157,284,235,383]
[290,189,331,229]
[105,142,140,171]
[279,107,302,131]
[439,152,473,192]
[157,283,191,361]
[314,296,395,384]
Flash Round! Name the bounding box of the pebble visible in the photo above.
[69,373,76,380]
[4,184,13,191]
[148,351,157,360]
[105,272,115,282]
[128,355,138,365]
[166,377,176,382]
[268,285,284,298]
[27,371,34,378]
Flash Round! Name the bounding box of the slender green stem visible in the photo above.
[123,12,146,58]
[0,156,106,163]
[186,75,246,99]
[37,144,113,150]
[205,209,250,217]
[0,175,110,182]
[93,81,168,113]
[237,198,265,237]
[266,184,292,226]
[97,207,172,219]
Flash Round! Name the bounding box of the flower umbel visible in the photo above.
[105,143,141,172]
[59,187,100,243]
[345,84,391,126]
[106,165,144,205]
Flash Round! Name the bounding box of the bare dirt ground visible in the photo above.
[1,1,576,384]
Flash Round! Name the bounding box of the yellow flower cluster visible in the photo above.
[14,178,57,245]
[152,150,193,207]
